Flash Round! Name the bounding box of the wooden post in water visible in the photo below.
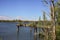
[34,28,37,40]
[34,27,37,33]
[34,24,37,40]
[17,26,19,32]
[33,19,37,33]
[16,24,20,32]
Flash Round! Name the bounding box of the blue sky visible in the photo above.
[0,0,50,21]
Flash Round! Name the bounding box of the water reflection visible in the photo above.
[33,27,45,40]
[30,28,32,40]
[0,37,2,40]
[17,26,19,40]
[0,22,45,40]
[34,34,37,40]
[17,30,19,40]
[34,27,37,40]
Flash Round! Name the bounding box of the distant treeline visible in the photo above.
[0,20,22,22]
[0,20,51,26]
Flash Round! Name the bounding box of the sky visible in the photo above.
[0,0,50,21]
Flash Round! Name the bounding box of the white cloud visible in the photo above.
[0,16,13,20]
[0,16,38,21]
[16,16,38,21]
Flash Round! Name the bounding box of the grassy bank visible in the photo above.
[56,25,60,40]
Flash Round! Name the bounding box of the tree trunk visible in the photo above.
[51,0,56,40]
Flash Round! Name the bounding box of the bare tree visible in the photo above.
[42,0,56,40]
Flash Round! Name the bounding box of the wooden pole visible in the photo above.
[17,26,19,32]
[16,24,19,32]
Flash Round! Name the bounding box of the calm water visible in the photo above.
[0,22,42,40]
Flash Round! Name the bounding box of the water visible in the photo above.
[0,22,42,40]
